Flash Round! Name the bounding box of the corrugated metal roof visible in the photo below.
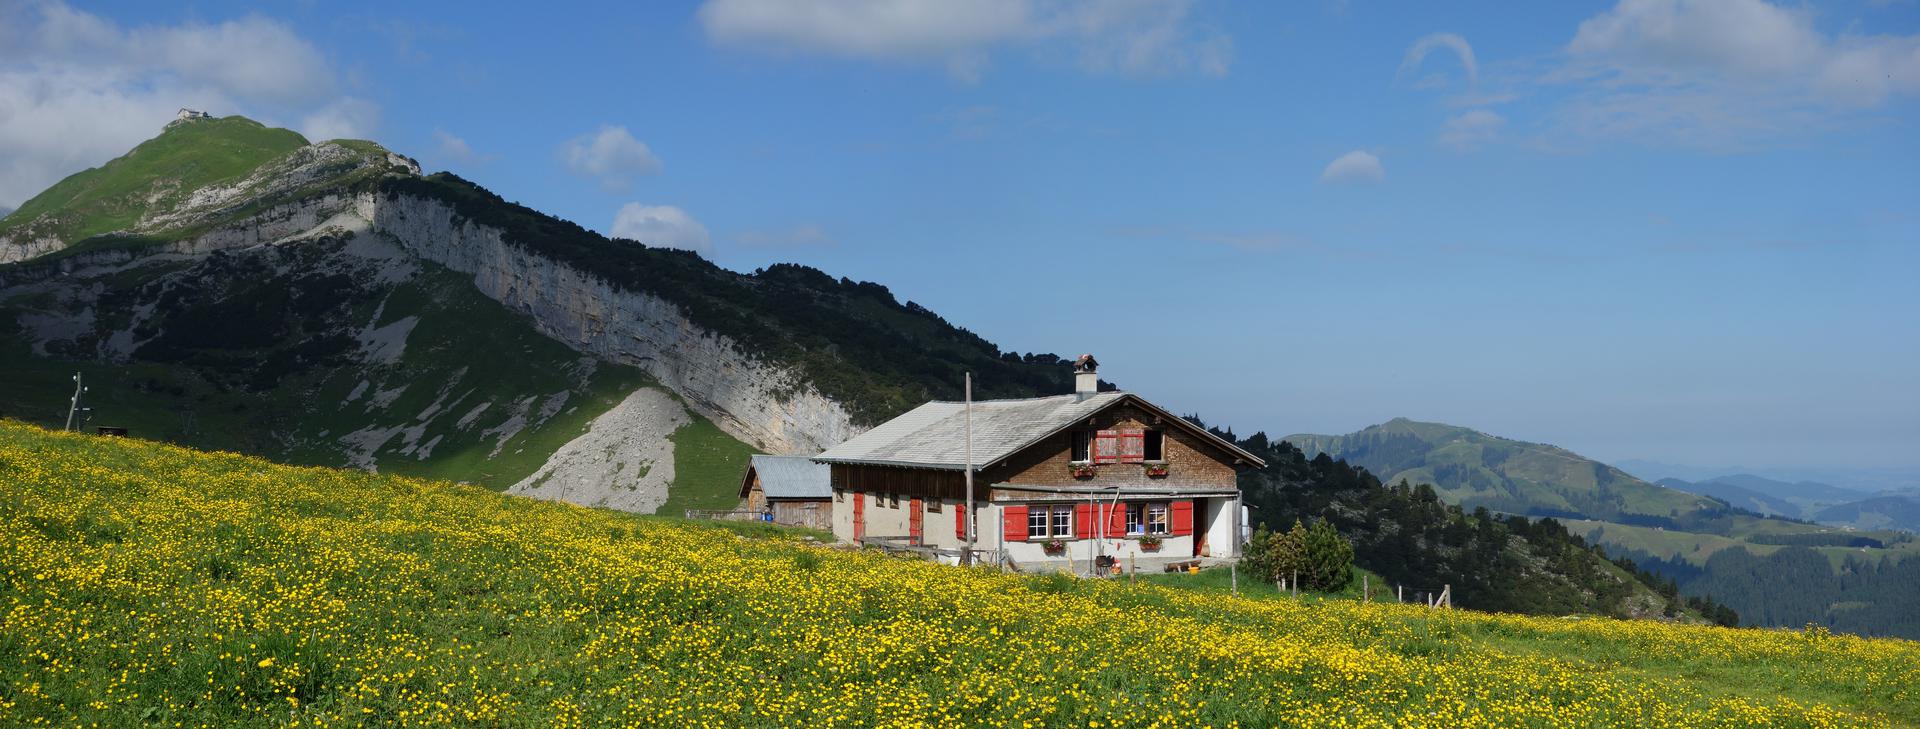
[747,455,832,499]
[815,392,1126,469]
[814,391,1265,471]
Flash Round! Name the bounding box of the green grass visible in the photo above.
[5,421,1916,727]
[659,411,757,515]
[0,117,306,243]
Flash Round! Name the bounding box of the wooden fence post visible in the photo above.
[1362,575,1369,603]
[1291,570,1298,597]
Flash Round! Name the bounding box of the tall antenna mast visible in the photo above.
[65,372,87,431]
[963,372,975,566]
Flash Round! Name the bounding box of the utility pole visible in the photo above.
[962,372,975,566]
[64,372,87,431]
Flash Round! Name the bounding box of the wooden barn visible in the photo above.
[813,355,1264,572]
[738,455,833,530]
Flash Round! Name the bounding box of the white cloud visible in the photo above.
[1550,0,1920,145]
[1399,32,1477,88]
[432,128,491,165]
[1440,109,1505,150]
[0,2,370,207]
[1319,150,1385,184]
[300,97,380,142]
[611,203,711,253]
[560,125,663,190]
[697,0,1231,81]
[735,224,835,247]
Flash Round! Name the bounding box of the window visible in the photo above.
[835,490,843,502]
[1146,504,1170,535]
[1028,507,1051,539]
[927,499,942,513]
[1143,430,1165,461]
[889,493,899,508]
[1071,430,1092,462]
[1125,503,1145,535]
[1026,504,1078,539]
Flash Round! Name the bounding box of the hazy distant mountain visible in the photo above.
[0,204,13,219]
[1652,475,1919,534]
[1283,418,1718,523]
[1814,496,1920,533]
[1616,458,1919,495]
[1656,478,1801,518]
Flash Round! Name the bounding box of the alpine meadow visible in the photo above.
[3,1,1918,727]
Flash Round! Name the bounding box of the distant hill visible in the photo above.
[1283,418,1718,524]
[1656,475,1919,533]
[1655,477,1803,518]
[1814,496,1920,533]
[1283,418,1920,637]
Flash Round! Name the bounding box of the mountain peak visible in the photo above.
[0,115,415,263]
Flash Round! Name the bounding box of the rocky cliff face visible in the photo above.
[370,193,855,455]
[4,183,854,456]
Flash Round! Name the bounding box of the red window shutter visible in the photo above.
[956,506,967,540]
[1003,506,1028,542]
[1171,500,1194,536]
[1075,503,1093,539]
[1120,431,1145,463]
[1094,430,1120,464]
[1106,503,1127,538]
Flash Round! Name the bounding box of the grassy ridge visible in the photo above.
[0,117,306,242]
[2,421,1916,727]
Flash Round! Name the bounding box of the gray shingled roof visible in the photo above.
[746,455,832,499]
[813,392,1263,470]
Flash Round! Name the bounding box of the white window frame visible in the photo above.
[1125,503,1145,535]
[1050,505,1075,538]
[1147,504,1170,535]
[1028,507,1051,539]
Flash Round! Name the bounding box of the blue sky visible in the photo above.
[4,0,1917,470]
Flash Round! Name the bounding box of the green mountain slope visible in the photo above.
[1285,419,1920,637]
[0,115,1072,508]
[1286,418,1718,523]
[0,117,307,243]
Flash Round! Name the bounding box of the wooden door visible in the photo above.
[853,492,865,543]
[909,497,924,545]
[1192,500,1207,557]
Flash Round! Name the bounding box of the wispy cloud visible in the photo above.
[1547,0,1920,147]
[610,203,710,253]
[559,125,662,190]
[0,1,373,206]
[1398,32,1478,88]
[697,0,1232,82]
[1319,150,1385,184]
[1440,109,1505,150]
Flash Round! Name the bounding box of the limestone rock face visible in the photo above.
[369,193,856,455]
[4,187,857,457]
[507,387,688,513]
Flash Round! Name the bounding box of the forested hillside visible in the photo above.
[1222,429,1729,622]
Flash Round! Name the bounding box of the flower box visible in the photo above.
[1137,535,1163,551]
[1042,539,1067,555]
[1145,463,1169,478]
[1069,464,1097,479]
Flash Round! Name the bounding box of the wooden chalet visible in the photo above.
[738,455,833,530]
[813,355,1265,572]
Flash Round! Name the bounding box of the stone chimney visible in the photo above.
[1073,353,1099,400]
